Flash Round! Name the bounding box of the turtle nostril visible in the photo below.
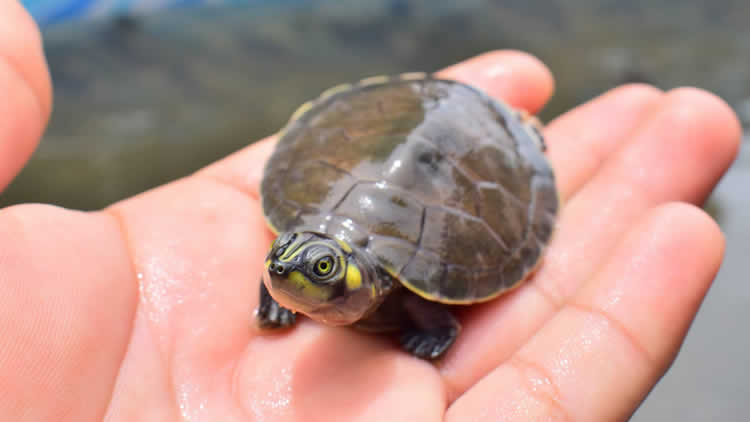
[268,262,288,275]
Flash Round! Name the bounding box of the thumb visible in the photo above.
[0,0,53,191]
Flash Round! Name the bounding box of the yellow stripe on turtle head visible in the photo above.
[335,238,353,254]
[288,270,332,300]
[278,235,309,262]
[345,264,362,290]
[280,239,340,264]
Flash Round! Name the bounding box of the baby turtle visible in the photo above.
[256,74,559,360]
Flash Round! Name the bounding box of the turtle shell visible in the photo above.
[261,74,558,304]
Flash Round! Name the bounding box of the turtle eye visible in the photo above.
[306,246,338,282]
[314,256,334,277]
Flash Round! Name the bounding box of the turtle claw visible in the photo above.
[399,295,461,360]
[256,280,296,329]
[400,327,458,360]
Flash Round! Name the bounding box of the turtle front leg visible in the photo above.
[256,279,296,329]
[400,295,461,360]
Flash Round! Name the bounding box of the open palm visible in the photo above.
[1,4,740,421]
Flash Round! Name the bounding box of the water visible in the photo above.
[4,1,749,419]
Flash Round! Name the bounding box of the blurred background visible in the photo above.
[9,0,750,419]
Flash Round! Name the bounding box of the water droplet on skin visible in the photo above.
[247,365,294,420]
[176,382,208,421]
[139,256,188,324]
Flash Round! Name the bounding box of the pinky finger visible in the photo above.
[446,203,724,422]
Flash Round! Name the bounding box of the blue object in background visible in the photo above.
[22,0,252,27]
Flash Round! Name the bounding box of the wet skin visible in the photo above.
[0,3,741,419]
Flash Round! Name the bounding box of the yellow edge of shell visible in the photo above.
[283,72,433,130]
[399,71,429,81]
[319,83,354,101]
[397,249,548,305]
[357,75,391,86]
[287,100,314,123]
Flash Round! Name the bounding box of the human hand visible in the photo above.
[0,3,740,420]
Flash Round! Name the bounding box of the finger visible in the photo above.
[441,87,741,399]
[0,204,137,419]
[545,83,663,200]
[446,203,724,422]
[196,49,555,202]
[536,88,740,300]
[438,49,555,114]
[0,0,52,190]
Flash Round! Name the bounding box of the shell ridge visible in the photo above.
[328,179,366,216]
[477,180,527,215]
[311,158,355,178]
[388,206,425,285]
[493,173,545,280]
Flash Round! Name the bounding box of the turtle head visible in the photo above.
[262,231,381,325]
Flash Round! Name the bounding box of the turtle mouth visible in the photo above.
[262,269,363,326]
[262,269,314,307]
[305,305,357,326]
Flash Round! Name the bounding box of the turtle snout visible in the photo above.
[268,261,291,275]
